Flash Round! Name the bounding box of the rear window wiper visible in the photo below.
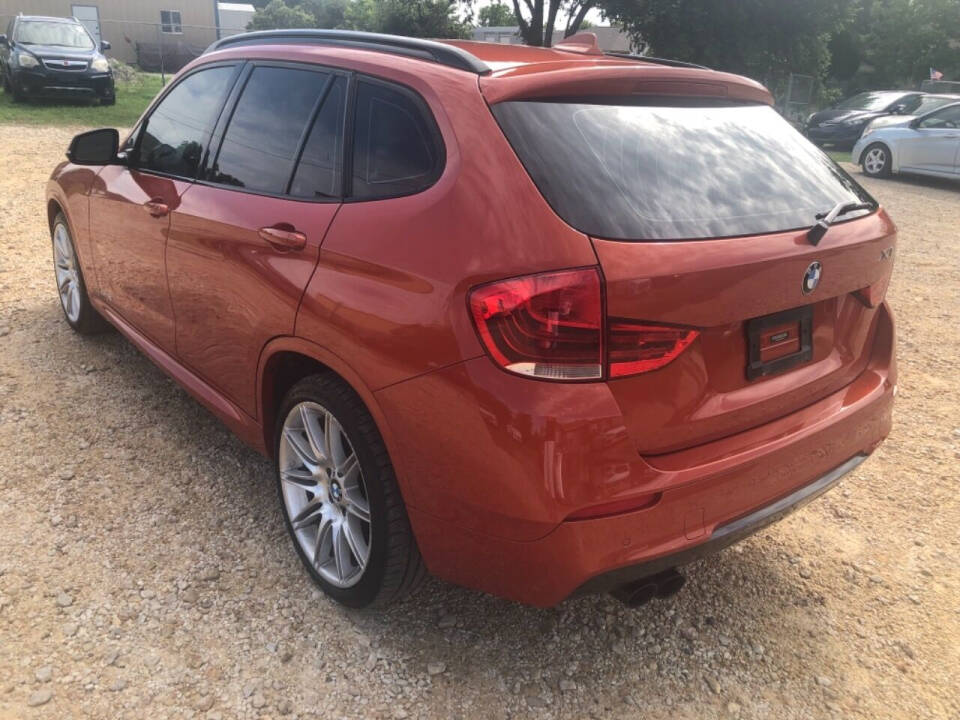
[807,201,874,245]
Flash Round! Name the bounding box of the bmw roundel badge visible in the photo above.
[802,261,822,295]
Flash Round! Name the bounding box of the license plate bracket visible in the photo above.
[746,305,813,380]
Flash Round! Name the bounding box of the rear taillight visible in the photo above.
[608,321,699,378]
[468,268,603,381]
[468,268,698,381]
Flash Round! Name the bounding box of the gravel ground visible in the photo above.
[0,124,958,720]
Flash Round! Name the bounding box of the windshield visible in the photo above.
[835,92,902,112]
[492,101,874,241]
[16,21,94,49]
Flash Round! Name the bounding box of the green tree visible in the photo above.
[509,1,597,46]
[856,0,960,87]
[600,0,855,91]
[247,0,316,30]
[479,1,515,25]
[249,0,469,38]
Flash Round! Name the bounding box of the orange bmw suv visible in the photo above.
[47,30,896,608]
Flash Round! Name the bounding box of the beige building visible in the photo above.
[0,0,239,69]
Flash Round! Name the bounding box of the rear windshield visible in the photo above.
[492,101,875,241]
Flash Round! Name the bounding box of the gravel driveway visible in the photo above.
[0,124,958,720]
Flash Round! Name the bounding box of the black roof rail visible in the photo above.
[604,51,710,70]
[205,29,491,75]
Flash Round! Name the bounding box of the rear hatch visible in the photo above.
[491,97,896,455]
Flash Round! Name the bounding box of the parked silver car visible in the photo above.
[852,99,960,180]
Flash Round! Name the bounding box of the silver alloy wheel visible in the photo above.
[863,147,886,175]
[279,401,372,588]
[53,222,82,323]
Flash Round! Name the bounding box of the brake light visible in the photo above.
[608,322,699,378]
[468,268,603,381]
[469,268,699,381]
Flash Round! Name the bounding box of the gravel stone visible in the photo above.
[27,688,53,706]
[427,661,446,676]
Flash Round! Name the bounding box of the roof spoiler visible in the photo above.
[205,29,491,75]
[604,51,710,70]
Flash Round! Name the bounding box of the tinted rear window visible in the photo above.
[351,80,442,200]
[492,102,875,241]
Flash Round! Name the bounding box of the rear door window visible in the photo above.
[137,65,236,178]
[350,80,442,200]
[211,66,331,195]
[492,101,875,241]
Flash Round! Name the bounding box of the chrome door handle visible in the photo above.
[143,199,169,217]
[258,225,307,251]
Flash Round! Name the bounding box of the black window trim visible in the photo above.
[129,59,446,205]
[199,59,350,204]
[130,60,244,184]
[342,74,446,203]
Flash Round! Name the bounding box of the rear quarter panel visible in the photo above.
[294,54,598,391]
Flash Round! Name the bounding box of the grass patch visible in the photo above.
[0,73,165,128]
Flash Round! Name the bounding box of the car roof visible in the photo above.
[203,30,774,106]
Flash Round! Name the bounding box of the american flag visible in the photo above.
[930,68,944,80]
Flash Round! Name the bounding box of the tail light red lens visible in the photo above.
[608,321,699,378]
[468,268,698,381]
[468,268,603,381]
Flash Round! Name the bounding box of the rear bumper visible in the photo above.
[573,452,867,596]
[380,303,895,606]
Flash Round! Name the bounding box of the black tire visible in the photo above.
[274,374,426,608]
[101,94,116,106]
[861,142,892,178]
[51,213,111,334]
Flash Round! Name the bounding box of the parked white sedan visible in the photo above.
[852,101,960,180]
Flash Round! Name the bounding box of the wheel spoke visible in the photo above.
[291,496,325,530]
[332,522,350,581]
[279,467,317,489]
[313,516,334,568]
[345,497,370,524]
[299,405,329,467]
[338,453,359,483]
[342,517,368,571]
[283,427,318,470]
[324,412,347,468]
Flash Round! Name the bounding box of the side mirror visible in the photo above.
[909,117,923,129]
[100,39,111,51]
[67,128,120,165]
[890,105,905,115]
[0,34,8,47]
